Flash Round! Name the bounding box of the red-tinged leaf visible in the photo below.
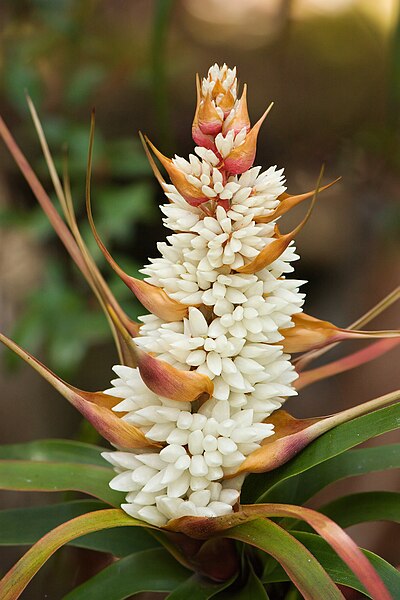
[236,167,323,274]
[222,84,250,135]
[226,390,400,476]
[168,504,391,600]
[85,161,191,322]
[281,312,400,353]
[197,92,223,135]
[145,136,209,206]
[254,178,341,224]
[139,130,167,187]
[192,74,217,151]
[135,348,214,403]
[224,103,274,175]
[295,286,400,371]
[0,333,158,450]
[296,338,400,389]
[226,519,344,600]
[96,305,214,405]
[0,509,149,600]
[241,505,392,600]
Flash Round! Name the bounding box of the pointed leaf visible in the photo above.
[254,178,341,224]
[145,136,208,206]
[222,84,250,135]
[85,170,191,322]
[0,460,123,506]
[136,348,214,403]
[261,444,400,508]
[236,504,391,600]
[226,519,344,600]
[295,285,400,370]
[230,391,399,476]
[197,92,223,135]
[0,439,108,466]
[281,312,400,353]
[0,333,156,450]
[168,504,390,600]
[236,168,323,274]
[241,403,400,504]
[263,532,400,600]
[64,548,191,600]
[314,491,400,529]
[0,509,149,600]
[296,338,400,389]
[224,103,274,175]
[0,500,157,556]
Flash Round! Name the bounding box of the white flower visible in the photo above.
[103,63,306,526]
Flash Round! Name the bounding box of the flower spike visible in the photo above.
[2,63,398,541]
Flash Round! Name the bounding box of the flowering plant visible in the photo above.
[0,63,399,599]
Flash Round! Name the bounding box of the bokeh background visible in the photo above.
[0,0,399,597]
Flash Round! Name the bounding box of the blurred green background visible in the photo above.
[0,0,399,596]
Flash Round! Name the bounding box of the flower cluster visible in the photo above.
[102,64,305,525]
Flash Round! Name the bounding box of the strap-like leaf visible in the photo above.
[256,443,400,505]
[241,403,400,504]
[256,444,400,505]
[0,508,148,600]
[262,532,400,600]
[316,491,400,529]
[64,548,190,599]
[226,518,344,600]
[0,439,108,466]
[237,504,391,600]
[0,500,157,556]
[0,460,123,506]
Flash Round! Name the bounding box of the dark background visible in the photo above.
[0,1,399,597]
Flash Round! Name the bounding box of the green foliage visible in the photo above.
[0,402,398,598]
[64,548,191,600]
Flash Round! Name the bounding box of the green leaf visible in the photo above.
[242,403,400,504]
[262,532,400,600]
[315,491,400,529]
[64,548,190,599]
[166,573,233,600]
[258,443,400,505]
[226,519,343,600]
[0,509,149,600]
[0,439,109,467]
[0,500,156,557]
[0,460,123,506]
